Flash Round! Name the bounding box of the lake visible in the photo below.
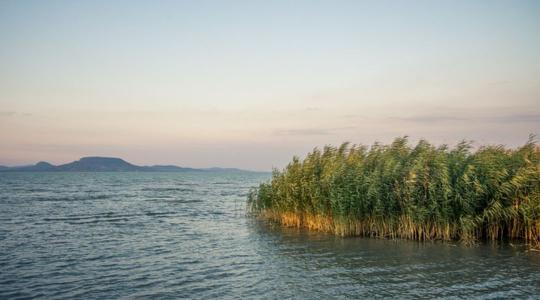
[1,172,539,299]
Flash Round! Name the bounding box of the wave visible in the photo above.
[144,198,203,204]
[43,211,178,223]
[141,187,194,192]
[37,194,112,202]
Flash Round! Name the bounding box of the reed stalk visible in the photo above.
[248,136,540,248]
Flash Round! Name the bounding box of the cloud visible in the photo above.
[274,128,331,136]
[395,115,468,123]
[0,111,32,118]
[392,112,540,124]
[0,111,17,117]
[489,114,540,123]
[274,126,356,136]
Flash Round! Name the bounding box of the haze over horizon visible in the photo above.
[1,1,539,171]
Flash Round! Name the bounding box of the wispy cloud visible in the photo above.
[274,128,332,136]
[394,115,468,123]
[0,111,32,118]
[392,112,540,124]
[489,114,540,123]
[274,126,356,136]
[0,111,17,117]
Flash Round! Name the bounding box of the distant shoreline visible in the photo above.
[0,156,261,173]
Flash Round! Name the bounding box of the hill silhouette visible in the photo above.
[0,157,249,172]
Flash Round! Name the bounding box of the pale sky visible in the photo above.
[1,0,539,171]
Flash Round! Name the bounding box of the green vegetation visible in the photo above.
[248,136,540,248]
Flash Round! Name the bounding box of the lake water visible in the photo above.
[1,172,539,299]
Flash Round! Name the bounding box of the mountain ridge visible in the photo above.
[0,156,253,172]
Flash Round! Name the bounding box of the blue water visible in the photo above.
[1,172,539,299]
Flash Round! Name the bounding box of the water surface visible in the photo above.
[1,172,539,299]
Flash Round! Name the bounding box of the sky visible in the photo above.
[1,0,539,171]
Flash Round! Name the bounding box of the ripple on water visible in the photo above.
[1,172,539,299]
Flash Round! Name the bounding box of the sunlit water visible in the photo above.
[1,172,539,299]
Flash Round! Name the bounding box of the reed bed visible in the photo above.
[248,136,540,248]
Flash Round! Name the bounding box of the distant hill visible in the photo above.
[29,161,56,171]
[0,157,254,172]
[2,161,57,172]
[57,157,141,172]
